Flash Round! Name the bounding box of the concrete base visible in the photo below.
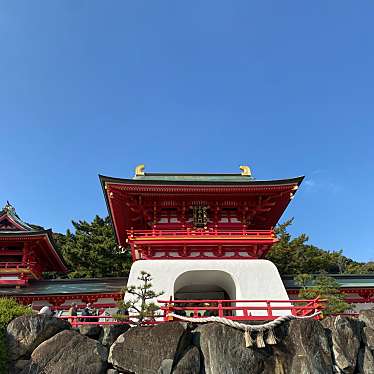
[125,259,291,317]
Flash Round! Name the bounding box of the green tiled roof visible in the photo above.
[133,173,254,182]
[0,277,127,296]
[282,274,374,289]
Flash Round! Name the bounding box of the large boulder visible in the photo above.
[99,324,130,347]
[363,327,374,351]
[6,315,70,361]
[194,322,272,374]
[108,322,191,374]
[172,346,201,374]
[321,316,362,374]
[360,309,374,330]
[268,319,333,374]
[21,330,108,374]
[79,325,103,340]
[357,346,374,374]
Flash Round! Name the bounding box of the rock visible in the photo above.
[360,309,374,330]
[321,316,361,374]
[79,324,103,340]
[158,359,174,374]
[363,327,374,350]
[106,370,118,374]
[194,322,272,374]
[269,319,333,374]
[21,330,108,374]
[99,324,130,347]
[357,347,374,374]
[109,322,191,374]
[172,346,201,374]
[6,315,70,361]
[8,359,30,374]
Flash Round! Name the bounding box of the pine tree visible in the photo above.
[58,215,132,278]
[295,274,350,314]
[117,271,163,324]
[266,218,360,276]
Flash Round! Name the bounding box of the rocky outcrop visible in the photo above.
[270,318,333,374]
[79,324,103,340]
[357,346,374,374]
[322,316,362,374]
[6,315,70,361]
[108,322,191,374]
[360,309,374,330]
[172,346,201,374]
[99,324,130,347]
[194,322,271,374]
[194,319,332,374]
[21,330,108,374]
[5,308,374,374]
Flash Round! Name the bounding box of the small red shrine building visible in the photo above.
[0,202,67,286]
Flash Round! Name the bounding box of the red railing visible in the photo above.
[158,298,324,321]
[129,229,275,238]
[58,315,159,328]
[0,262,36,269]
[54,298,324,327]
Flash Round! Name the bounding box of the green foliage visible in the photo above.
[0,297,33,328]
[117,271,163,324]
[57,215,132,278]
[266,218,371,276]
[295,274,350,315]
[0,298,33,374]
[344,261,374,274]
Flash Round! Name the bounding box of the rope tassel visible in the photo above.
[244,329,253,347]
[256,330,265,348]
[266,328,277,345]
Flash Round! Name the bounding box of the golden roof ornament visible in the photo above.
[135,164,145,177]
[240,165,251,176]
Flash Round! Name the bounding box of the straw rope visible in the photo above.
[167,311,321,348]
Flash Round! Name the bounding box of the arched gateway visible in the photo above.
[174,270,236,300]
[100,165,303,318]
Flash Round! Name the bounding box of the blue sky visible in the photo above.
[1,1,373,262]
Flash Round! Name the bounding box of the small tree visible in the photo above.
[295,274,350,315]
[117,271,163,324]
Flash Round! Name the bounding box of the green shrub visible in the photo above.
[0,298,32,374]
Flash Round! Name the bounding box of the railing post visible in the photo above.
[167,296,174,321]
[218,302,223,318]
[266,301,273,318]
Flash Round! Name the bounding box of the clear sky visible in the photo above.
[1,1,373,262]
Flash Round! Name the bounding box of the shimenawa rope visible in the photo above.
[167,311,321,348]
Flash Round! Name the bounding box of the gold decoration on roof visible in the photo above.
[240,165,251,176]
[135,164,145,177]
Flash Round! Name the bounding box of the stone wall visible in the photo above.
[5,310,374,374]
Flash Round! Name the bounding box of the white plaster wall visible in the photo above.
[125,259,291,317]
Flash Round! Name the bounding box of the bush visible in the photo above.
[0,298,32,374]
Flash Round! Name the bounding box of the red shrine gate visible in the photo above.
[99,165,324,320]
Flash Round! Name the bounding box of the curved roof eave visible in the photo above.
[99,174,304,187]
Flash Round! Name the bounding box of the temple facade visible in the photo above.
[0,202,67,286]
[100,165,303,314]
[0,167,373,313]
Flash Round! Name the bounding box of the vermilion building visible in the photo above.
[0,202,67,286]
[1,167,373,313]
[100,165,303,315]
